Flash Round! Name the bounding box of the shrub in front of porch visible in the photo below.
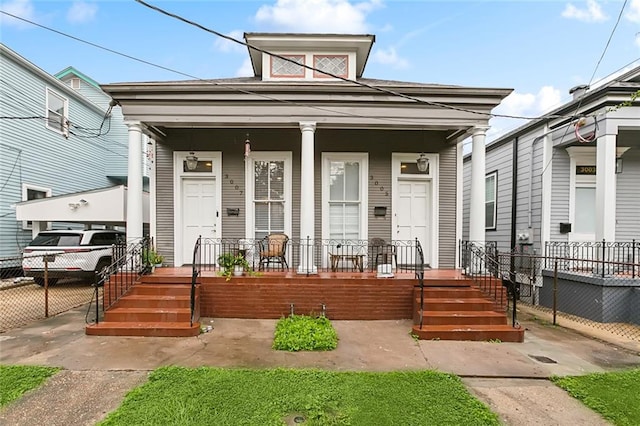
[273,315,338,351]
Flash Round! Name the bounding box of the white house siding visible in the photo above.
[155,142,175,266]
[616,142,640,241]
[485,141,514,252]
[0,47,124,258]
[550,148,570,243]
[514,134,545,254]
[438,144,457,268]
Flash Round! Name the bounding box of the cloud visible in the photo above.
[255,0,382,33]
[626,0,640,22]
[561,0,607,22]
[370,47,409,69]
[214,30,246,53]
[67,1,97,24]
[235,58,254,77]
[0,0,35,28]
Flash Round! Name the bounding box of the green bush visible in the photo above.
[273,314,338,351]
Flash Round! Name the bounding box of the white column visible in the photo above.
[298,121,317,274]
[469,126,489,243]
[595,133,617,241]
[126,121,144,242]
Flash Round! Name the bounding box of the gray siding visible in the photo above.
[155,143,175,266]
[550,149,570,242]
[0,48,128,258]
[438,144,457,268]
[486,141,513,252]
[616,146,640,240]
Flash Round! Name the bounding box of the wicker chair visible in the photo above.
[258,233,289,270]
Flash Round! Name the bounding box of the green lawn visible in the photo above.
[100,367,499,425]
[0,365,59,407]
[552,368,640,426]
[273,315,338,351]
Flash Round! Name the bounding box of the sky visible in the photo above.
[1,0,639,140]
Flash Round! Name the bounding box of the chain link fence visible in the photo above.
[0,254,99,332]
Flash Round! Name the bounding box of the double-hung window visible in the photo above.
[485,171,497,230]
[46,88,68,135]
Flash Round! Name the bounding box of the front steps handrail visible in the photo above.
[191,235,202,327]
[415,238,425,328]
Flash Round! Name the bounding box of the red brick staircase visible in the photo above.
[85,275,201,337]
[411,280,524,342]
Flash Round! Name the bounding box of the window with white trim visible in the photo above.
[485,172,497,230]
[45,88,68,135]
[22,184,52,230]
[323,154,368,241]
[253,159,285,240]
[271,55,305,77]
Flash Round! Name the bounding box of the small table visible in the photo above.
[329,253,365,272]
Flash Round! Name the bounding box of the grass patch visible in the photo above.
[273,314,338,351]
[0,365,59,407]
[552,368,640,425]
[99,367,499,425]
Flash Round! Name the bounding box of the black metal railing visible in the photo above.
[460,240,517,327]
[545,240,639,278]
[190,235,202,327]
[196,237,421,275]
[415,238,426,328]
[88,237,151,324]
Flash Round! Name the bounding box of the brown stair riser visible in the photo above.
[86,325,200,337]
[104,311,191,322]
[113,298,191,309]
[411,327,524,342]
[421,301,495,311]
[417,314,507,326]
[129,286,192,296]
[413,288,485,298]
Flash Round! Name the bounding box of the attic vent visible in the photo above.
[71,78,81,89]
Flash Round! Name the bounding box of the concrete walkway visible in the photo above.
[1,307,639,425]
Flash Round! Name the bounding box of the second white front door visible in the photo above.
[182,178,217,264]
[396,179,430,266]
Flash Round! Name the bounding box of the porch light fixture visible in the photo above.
[244,133,251,160]
[616,157,623,174]
[416,153,429,173]
[185,152,198,171]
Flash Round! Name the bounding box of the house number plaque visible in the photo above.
[576,165,596,175]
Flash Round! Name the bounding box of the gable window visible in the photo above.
[271,55,305,78]
[314,55,348,78]
[22,184,51,230]
[485,172,497,230]
[45,88,68,135]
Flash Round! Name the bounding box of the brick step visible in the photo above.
[417,310,508,326]
[86,321,200,337]
[140,275,193,285]
[113,294,191,309]
[414,287,485,298]
[420,298,496,311]
[411,324,525,342]
[129,284,192,296]
[104,307,191,322]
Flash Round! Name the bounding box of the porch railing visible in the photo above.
[545,240,639,278]
[88,237,151,324]
[196,237,422,274]
[190,235,202,327]
[415,239,426,328]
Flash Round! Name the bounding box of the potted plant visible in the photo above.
[143,248,164,272]
[218,252,250,280]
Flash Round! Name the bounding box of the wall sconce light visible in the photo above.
[185,152,198,171]
[68,202,79,210]
[79,199,88,206]
[616,157,623,174]
[416,153,429,173]
[68,199,89,210]
[244,133,251,160]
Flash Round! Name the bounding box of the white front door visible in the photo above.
[182,178,217,264]
[396,179,430,266]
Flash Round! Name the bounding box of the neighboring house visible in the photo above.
[462,65,640,254]
[0,44,141,259]
[102,33,512,271]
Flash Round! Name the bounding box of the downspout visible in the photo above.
[509,137,519,251]
[528,137,544,229]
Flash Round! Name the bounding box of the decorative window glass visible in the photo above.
[182,160,213,173]
[254,160,285,240]
[314,55,348,78]
[329,161,360,240]
[46,88,68,134]
[271,55,305,77]
[485,172,497,230]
